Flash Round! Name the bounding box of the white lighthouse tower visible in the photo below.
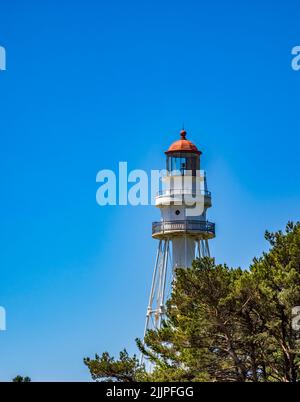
[143,129,215,338]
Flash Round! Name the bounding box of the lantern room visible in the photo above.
[165,130,202,176]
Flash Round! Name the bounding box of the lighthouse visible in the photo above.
[143,129,215,337]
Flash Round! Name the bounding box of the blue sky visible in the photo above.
[0,0,300,381]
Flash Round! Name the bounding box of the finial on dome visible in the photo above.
[180,129,187,140]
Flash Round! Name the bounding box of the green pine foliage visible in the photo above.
[85,222,300,382]
[84,350,148,382]
[12,376,31,382]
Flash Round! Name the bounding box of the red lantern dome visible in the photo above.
[165,130,202,155]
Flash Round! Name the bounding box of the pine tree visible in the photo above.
[85,222,300,382]
[12,376,31,382]
[84,349,147,382]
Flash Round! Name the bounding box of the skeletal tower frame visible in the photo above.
[143,237,211,336]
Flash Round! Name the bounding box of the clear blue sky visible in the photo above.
[0,0,300,381]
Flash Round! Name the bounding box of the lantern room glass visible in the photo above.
[166,152,200,176]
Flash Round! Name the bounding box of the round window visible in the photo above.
[175,210,181,216]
